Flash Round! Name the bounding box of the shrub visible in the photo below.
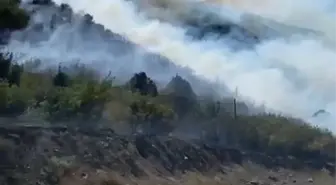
[0,53,23,86]
[0,52,12,80]
[44,74,113,121]
[128,72,158,97]
[0,0,30,30]
[53,66,70,87]
[0,82,33,116]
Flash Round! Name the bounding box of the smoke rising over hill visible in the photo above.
[56,0,336,130]
[3,0,336,131]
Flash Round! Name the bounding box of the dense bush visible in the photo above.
[0,82,33,116]
[160,75,198,117]
[0,0,30,30]
[128,72,158,97]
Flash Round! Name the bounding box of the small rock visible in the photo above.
[308,178,313,183]
[268,175,278,182]
[249,180,260,185]
[81,172,88,179]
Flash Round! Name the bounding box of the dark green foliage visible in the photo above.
[129,99,174,134]
[0,52,23,86]
[52,66,69,87]
[83,14,93,25]
[0,53,29,115]
[0,0,29,45]
[0,52,12,80]
[0,0,30,30]
[0,61,332,162]
[0,82,32,116]
[44,78,113,121]
[161,75,198,118]
[60,3,70,11]
[31,0,52,5]
[8,63,22,86]
[163,74,196,100]
[129,72,158,97]
[130,99,173,123]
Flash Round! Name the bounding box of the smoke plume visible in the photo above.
[3,0,336,131]
[44,0,335,131]
[6,1,211,88]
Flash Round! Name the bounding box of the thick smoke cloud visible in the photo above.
[199,0,336,46]
[47,0,335,131]
[5,1,216,90]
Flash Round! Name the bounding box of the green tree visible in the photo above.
[128,72,158,97]
[161,75,197,117]
[0,52,12,80]
[0,0,30,30]
[53,65,69,87]
[8,63,23,86]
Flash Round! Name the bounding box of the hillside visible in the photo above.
[0,124,334,185]
[0,1,335,185]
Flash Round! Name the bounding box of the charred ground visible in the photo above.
[0,124,334,185]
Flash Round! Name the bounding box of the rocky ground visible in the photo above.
[0,123,334,185]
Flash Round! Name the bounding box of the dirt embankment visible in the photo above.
[0,125,334,185]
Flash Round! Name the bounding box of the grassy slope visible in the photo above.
[0,57,334,164]
[0,2,335,185]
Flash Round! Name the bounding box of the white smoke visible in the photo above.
[42,0,335,131]
[6,2,211,88]
[207,0,336,45]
